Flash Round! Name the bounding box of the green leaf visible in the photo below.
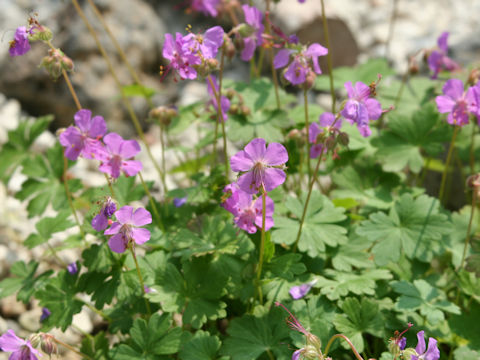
[392,279,460,325]
[449,302,480,350]
[122,84,156,99]
[80,331,111,360]
[372,104,451,173]
[24,210,75,248]
[330,236,374,271]
[36,270,83,331]
[221,307,290,360]
[113,175,148,205]
[146,256,228,329]
[179,330,221,360]
[454,346,480,360]
[458,271,480,303]
[357,193,452,265]
[272,191,347,257]
[315,58,395,92]
[315,269,392,301]
[264,254,306,281]
[110,314,182,359]
[0,261,53,303]
[333,297,384,353]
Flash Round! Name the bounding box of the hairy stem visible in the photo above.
[304,88,312,181]
[256,190,267,304]
[459,190,477,270]
[130,246,152,317]
[138,171,165,233]
[63,154,85,242]
[53,337,93,360]
[320,0,336,112]
[439,126,460,203]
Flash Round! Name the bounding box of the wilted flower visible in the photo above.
[67,262,78,275]
[9,26,31,57]
[230,138,288,194]
[435,79,476,126]
[59,109,107,161]
[289,279,317,300]
[411,331,440,360]
[0,329,41,360]
[173,197,187,207]
[274,43,328,86]
[92,197,117,231]
[309,112,342,158]
[221,183,274,234]
[207,75,231,122]
[104,206,152,253]
[340,80,382,137]
[97,133,142,179]
[428,32,460,79]
[240,5,264,61]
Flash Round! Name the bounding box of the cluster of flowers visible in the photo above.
[221,138,288,234]
[436,79,480,126]
[59,109,152,253]
[389,323,440,360]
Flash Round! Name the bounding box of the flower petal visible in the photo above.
[437,32,449,53]
[122,160,142,177]
[103,132,124,155]
[415,331,426,355]
[74,109,92,133]
[237,171,258,194]
[435,95,456,113]
[264,142,288,166]
[319,112,336,127]
[131,227,151,245]
[115,205,134,225]
[365,98,382,120]
[244,138,267,161]
[104,221,121,235]
[442,79,464,100]
[108,233,128,253]
[263,168,286,192]
[92,213,108,231]
[424,337,440,360]
[132,208,152,226]
[309,122,321,143]
[230,150,254,172]
[119,139,141,159]
[274,49,292,69]
[88,115,107,138]
[0,329,26,352]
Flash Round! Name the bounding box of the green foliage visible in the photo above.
[357,193,452,265]
[24,210,75,248]
[122,84,156,99]
[273,191,348,257]
[179,331,222,360]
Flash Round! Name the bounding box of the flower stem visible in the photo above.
[439,126,460,204]
[129,246,152,317]
[469,122,476,174]
[71,0,167,192]
[63,154,85,242]
[264,2,281,109]
[304,88,312,181]
[324,334,365,360]
[459,190,477,270]
[207,73,229,180]
[138,171,164,233]
[320,0,336,112]
[103,173,116,198]
[256,190,267,304]
[52,337,93,360]
[62,68,82,110]
[75,297,112,321]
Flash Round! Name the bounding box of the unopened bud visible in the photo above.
[226,88,236,100]
[325,135,336,151]
[402,347,418,359]
[408,57,419,75]
[338,131,349,146]
[230,104,239,114]
[240,105,251,116]
[468,68,480,86]
[287,128,301,140]
[206,58,219,70]
[149,106,177,126]
[40,48,71,79]
[306,333,321,350]
[225,37,236,59]
[28,333,41,348]
[303,70,317,90]
[237,23,255,38]
[61,55,74,72]
[40,333,57,356]
[303,344,320,359]
[29,25,53,42]
[56,127,67,137]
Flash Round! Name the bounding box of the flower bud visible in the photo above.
[225,88,236,100]
[206,58,219,70]
[28,333,41,348]
[149,106,177,127]
[306,333,321,350]
[29,25,53,42]
[225,37,236,59]
[230,104,239,114]
[240,105,251,116]
[402,347,418,359]
[40,333,57,356]
[237,23,255,38]
[303,344,320,359]
[302,70,317,90]
[61,55,74,72]
[468,68,480,86]
[325,135,336,151]
[408,57,419,75]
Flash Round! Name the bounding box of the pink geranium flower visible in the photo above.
[97,133,142,179]
[104,206,152,253]
[428,32,460,79]
[0,329,41,360]
[230,138,288,194]
[240,5,264,61]
[435,79,476,126]
[59,109,107,161]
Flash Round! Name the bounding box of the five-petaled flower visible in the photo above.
[0,329,41,360]
[435,78,476,126]
[340,80,382,137]
[97,133,142,179]
[104,205,152,253]
[222,183,274,233]
[230,138,288,194]
[59,109,107,161]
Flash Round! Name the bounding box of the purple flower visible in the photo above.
[195,26,224,59]
[292,349,302,360]
[173,197,187,207]
[289,280,316,300]
[92,197,117,231]
[241,5,264,61]
[428,32,460,79]
[9,26,31,57]
[207,75,230,122]
[104,205,152,253]
[435,79,476,126]
[309,112,342,158]
[340,81,382,137]
[221,183,274,234]
[144,285,152,293]
[40,307,51,322]
[59,109,107,161]
[163,32,202,80]
[398,337,407,351]
[230,138,288,194]
[0,329,40,360]
[97,133,142,179]
[191,0,221,17]
[411,331,440,360]
[67,262,78,275]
